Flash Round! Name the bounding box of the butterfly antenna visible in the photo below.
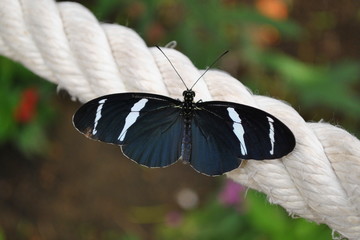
[189,50,229,90]
[156,46,189,90]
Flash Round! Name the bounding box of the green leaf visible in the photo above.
[0,227,5,240]
[16,122,48,156]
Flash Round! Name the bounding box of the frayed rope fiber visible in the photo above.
[1,0,360,238]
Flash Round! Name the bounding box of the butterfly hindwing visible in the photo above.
[73,93,184,167]
[120,105,183,167]
[195,101,296,161]
[191,110,242,176]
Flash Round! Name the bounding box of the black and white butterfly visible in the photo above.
[73,47,295,176]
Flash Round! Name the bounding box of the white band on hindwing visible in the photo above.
[267,116,275,155]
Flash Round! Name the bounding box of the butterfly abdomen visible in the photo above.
[180,90,196,163]
[181,118,192,163]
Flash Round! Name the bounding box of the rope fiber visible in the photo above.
[1,0,360,238]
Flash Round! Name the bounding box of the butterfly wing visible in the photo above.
[190,111,242,176]
[190,101,295,175]
[73,92,184,167]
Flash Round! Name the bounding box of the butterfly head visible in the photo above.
[183,90,195,103]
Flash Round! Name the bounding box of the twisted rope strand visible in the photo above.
[1,0,360,238]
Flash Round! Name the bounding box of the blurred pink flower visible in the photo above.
[218,179,245,207]
[165,210,183,227]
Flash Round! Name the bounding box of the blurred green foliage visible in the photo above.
[0,228,4,240]
[157,190,331,240]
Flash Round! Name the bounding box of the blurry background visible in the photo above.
[1,0,359,239]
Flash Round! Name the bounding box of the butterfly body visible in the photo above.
[73,89,295,176]
[180,90,195,163]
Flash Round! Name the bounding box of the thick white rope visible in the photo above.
[1,0,360,238]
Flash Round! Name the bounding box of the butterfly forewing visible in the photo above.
[73,93,184,167]
[195,101,296,160]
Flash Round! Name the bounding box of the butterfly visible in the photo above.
[73,47,295,176]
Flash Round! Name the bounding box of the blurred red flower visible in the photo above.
[14,87,39,123]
